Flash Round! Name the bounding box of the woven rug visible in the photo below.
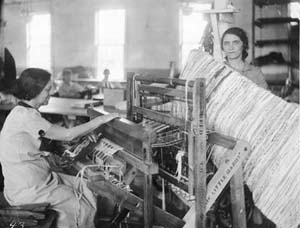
[176,49,300,228]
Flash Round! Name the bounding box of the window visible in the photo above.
[95,9,125,81]
[290,2,300,19]
[26,13,51,71]
[180,3,211,68]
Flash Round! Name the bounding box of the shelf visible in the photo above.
[192,9,240,14]
[253,61,292,67]
[252,0,299,76]
[255,17,299,27]
[267,80,299,88]
[254,0,292,7]
[255,39,298,47]
[266,79,286,86]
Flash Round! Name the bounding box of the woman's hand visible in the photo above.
[45,113,121,142]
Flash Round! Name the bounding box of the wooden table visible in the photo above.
[0,97,103,120]
[39,97,102,117]
[72,79,127,89]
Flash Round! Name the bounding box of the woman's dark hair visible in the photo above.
[13,68,51,100]
[221,27,249,60]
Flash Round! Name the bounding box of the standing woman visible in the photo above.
[0,68,119,228]
[221,27,268,89]
[222,27,268,225]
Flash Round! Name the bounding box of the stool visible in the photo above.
[0,192,57,228]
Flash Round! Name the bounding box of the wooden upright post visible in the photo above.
[168,61,176,79]
[0,0,5,80]
[143,130,154,228]
[126,72,135,121]
[193,78,206,228]
[0,0,4,57]
[230,167,247,228]
[202,0,237,61]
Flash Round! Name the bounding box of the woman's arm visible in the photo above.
[255,68,268,90]
[44,113,119,141]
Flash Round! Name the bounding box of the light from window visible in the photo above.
[26,14,51,71]
[95,9,125,81]
[180,3,211,68]
[290,2,300,19]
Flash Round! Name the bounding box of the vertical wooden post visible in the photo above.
[211,0,235,61]
[169,61,176,79]
[210,13,223,62]
[135,79,143,123]
[126,72,135,121]
[252,1,255,62]
[193,78,206,228]
[230,167,247,228]
[214,0,233,35]
[188,78,194,198]
[0,0,4,58]
[143,129,154,228]
[0,0,5,80]
[230,142,248,228]
[188,132,194,198]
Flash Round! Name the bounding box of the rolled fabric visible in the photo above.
[175,50,300,228]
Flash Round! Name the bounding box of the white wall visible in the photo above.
[5,0,277,78]
[4,1,50,74]
[4,0,179,79]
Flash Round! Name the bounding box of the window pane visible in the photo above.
[290,2,300,19]
[29,14,51,45]
[97,10,125,44]
[27,14,51,71]
[96,9,125,81]
[182,14,207,43]
[28,46,51,70]
[97,45,124,81]
[181,3,211,67]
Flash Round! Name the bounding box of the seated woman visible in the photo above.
[0,68,119,228]
[58,68,85,98]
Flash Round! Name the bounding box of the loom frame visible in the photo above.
[127,74,207,227]
[72,74,250,228]
[84,108,185,228]
[126,73,250,228]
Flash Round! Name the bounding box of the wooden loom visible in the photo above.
[72,108,184,228]
[68,74,252,228]
[125,74,251,228]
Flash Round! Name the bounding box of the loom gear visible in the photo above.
[56,132,129,203]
